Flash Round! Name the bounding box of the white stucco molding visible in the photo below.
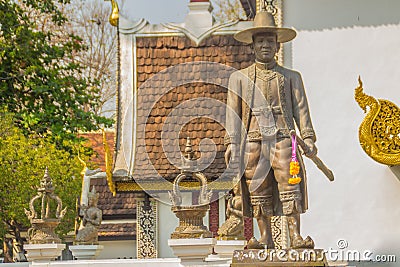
[118,15,251,39]
[81,169,104,206]
[119,16,148,34]
[117,1,254,43]
[162,20,239,45]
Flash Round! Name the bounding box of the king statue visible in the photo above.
[224,6,319,249]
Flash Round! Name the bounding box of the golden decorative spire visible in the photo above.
[355,77,400,165]
[105,0,119,27]
[103,129,116,196]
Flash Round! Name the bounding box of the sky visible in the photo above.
[119,0,221,24]
[120,0,191,24]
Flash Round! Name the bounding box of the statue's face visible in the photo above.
[88,196,97,207]
[252,32,279,63]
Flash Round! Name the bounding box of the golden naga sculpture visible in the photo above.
[355,77,400,165]
[105,0,119,27]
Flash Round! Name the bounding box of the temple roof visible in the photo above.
[112,0,259,192]
[114,34,254,191]
[90,177,136,218]
[79,132,136,240]
[98,222,136,241]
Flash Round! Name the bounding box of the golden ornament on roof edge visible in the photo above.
[355,77,400,166]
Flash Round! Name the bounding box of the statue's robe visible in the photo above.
[225,62,316,217]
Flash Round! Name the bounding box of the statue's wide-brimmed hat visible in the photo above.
[234,10,296,44]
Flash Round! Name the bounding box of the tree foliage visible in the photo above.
[0,111,83,246]
[212,0,246,22]
[0,1,116,261]
[67,0,120,119]
[0,0,113,146]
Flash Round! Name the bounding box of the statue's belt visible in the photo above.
[251,106,282,115]
[247,129,291,142]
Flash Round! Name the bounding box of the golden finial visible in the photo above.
[358,75,363,88]
[105,0,119,27]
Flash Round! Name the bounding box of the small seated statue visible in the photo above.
[75,187,102,244]
[218,185,244,239]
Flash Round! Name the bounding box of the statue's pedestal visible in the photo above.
[231,249,328,267]
[214,239,247,260]
[168,238,216,265]
[24,243,66,262]
[327,261,350,267]
[69,244,104,260]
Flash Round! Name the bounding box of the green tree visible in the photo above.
[0,0,113,146]
[0,1,113,261]
[212,0,246,22]
[0,111,83,257]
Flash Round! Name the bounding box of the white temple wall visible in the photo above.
[97,240,136,260]
[283,0,400,259]
[157,192,209,258]
[158,194,180,258]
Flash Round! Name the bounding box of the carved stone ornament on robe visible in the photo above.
[75,187,102,244]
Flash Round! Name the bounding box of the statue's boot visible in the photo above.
[247,237,266,249]
[251,196,275,249]
[288,214,315,249]
[280,190,314,249]
[255,215,274,249]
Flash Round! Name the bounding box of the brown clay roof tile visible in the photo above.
[128,34,254,185]
[90,177,136,217]
[98,223,136,239]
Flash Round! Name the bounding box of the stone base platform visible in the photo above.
[214,240,247,260]
[231,249,328,267]
[29,258,229,267]
[168,238,216,265]
[69,245,104,260]
[21,258,355,267]
[24,243,66,262]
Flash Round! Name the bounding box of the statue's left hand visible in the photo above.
[304,138,317,157]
